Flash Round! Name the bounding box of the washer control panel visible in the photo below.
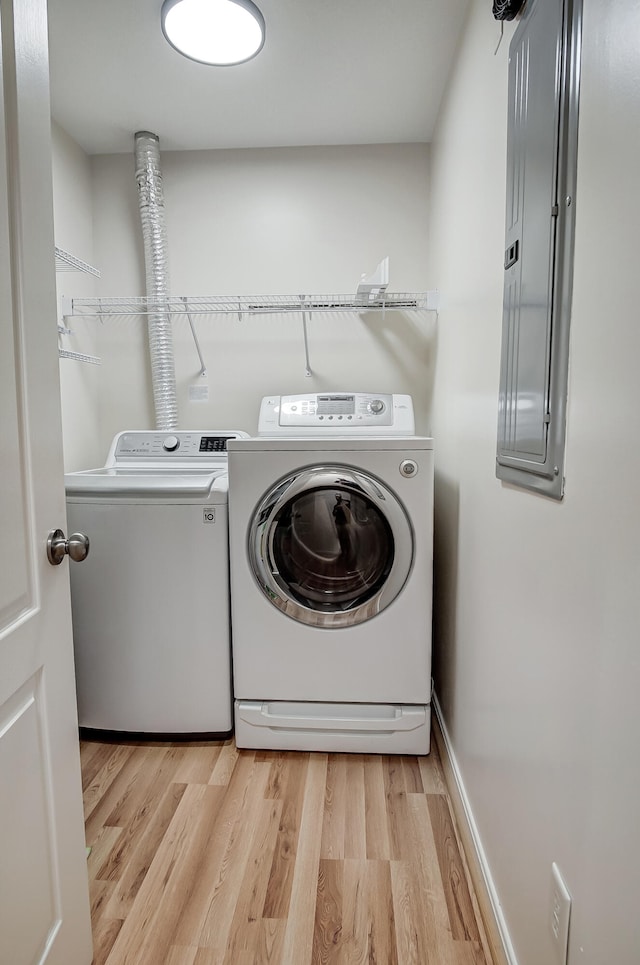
[108,430,248,463]
[258,393,415,435]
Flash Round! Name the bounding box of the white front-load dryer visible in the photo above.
[228,392,434,754]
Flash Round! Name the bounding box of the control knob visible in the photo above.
[368,399,385,414]
[163,435,180,451]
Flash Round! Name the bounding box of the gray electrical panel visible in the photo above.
[496,0,582,499]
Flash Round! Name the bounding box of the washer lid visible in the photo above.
[65,428,247,497]
[64,467,228,497]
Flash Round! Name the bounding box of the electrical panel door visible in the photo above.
[496,0,582,499]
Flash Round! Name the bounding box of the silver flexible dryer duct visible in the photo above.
[134,131,178,430]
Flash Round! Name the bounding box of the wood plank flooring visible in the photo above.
[81,737,494,965]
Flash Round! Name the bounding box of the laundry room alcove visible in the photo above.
[58,287,440,455]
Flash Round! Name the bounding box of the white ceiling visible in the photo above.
[47,0,470,156]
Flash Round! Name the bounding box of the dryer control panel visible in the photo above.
[258,393,415,435]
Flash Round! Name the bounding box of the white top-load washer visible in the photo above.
[228,393,434,755]
[65,429,247,737]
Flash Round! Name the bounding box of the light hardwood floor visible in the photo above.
[81,736,494,964]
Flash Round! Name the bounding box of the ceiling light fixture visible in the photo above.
[161,0,265,66]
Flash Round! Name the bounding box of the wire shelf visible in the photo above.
[66,291,438,318]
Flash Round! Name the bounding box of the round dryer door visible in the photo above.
[248,465,413,627]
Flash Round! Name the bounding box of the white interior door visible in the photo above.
[0,1,92,963]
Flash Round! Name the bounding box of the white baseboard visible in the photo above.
[432,694,519,965]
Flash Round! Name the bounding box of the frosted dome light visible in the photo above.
[161,0,265,66]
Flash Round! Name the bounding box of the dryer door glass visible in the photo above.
[249,466,413,628]
[273,486,393,606]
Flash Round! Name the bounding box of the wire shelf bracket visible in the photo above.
[55,246,102,365]
[58,349,101,365]
[55,246,101,277]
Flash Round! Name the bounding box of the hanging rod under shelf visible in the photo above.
[65,291,439,318]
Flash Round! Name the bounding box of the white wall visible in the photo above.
[429,2,640,964]
[52,121,102,471]
[86,143,433,449]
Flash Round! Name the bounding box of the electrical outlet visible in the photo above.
[550,862,572,964]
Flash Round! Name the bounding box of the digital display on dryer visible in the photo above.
[317,395,355,414]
